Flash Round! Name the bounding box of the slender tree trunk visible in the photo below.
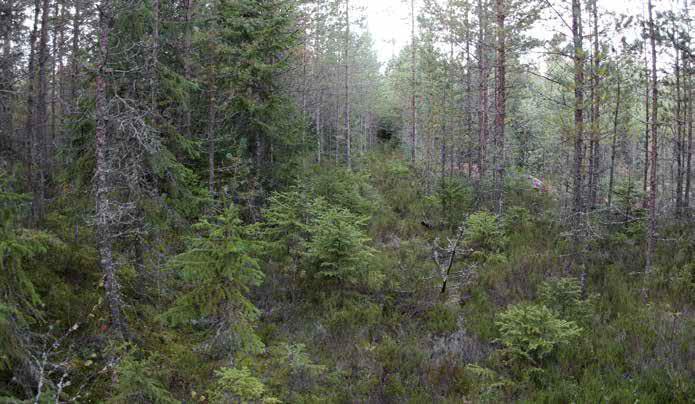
[335,89,340,162]
[675,46,684,216]
[608,72,621,208]
[50,0,59,165]
[33,0,51,222]
[316,90,322,163]
[464,5,473,178]
[314,5,323,164]
[207,73,217,195]
[54,0,67,157]
[643,50,650,195]
[151,0,159,114]
[684,0,692,213]
[410,0,417,162]
[183,0,194,139]
[587,0,600,209]
[494,0,506,214]
[95,0,127,338]
[25,0,40,223]
[685,52,693,212]
[571,0,585,217]
[301,39,308,146]
[442,38,454,179]
[477,0,488,187]
[70,0,80,113]
[344,0,351,169]
[0,0,14,154]
[646,0,658,274]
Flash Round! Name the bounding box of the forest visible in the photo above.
[0,0,694,401]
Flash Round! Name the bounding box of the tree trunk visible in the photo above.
[494,0,506,214]
[25,0,40,223]
[684,0,692,212]
[571,0,585,217]
[183,0,194,139]
[344,0,351,169]
[0,0,14,154]
[207,74,217,195]
[464,5,473,178]
[316,90,322,163]
[643,50,650,195]
[50,0,59,165]
[70,0,81,113]
[608,72,621,208]
[646,0,658,274]
[151,0,159,114]
[587,0,600,210]
[410,0,417,162]
[95,0,127,338]
[54,0,67,157]
[477,0,488,188]
[442,38,454,179]
[314,5,323,164]
[675,45,684,216]
[33,0,51,223]
[685,52,693,212]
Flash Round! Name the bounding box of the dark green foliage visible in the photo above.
[613,178,644,217]
[199,0,303,188]
[502,206,531,233]
[304,205,375,287]
[0,173,63,392]
[495,303,582,366]
[109,349,178,404]
[264,342,327,397]
[464,211,505,252]
[434,178,473,227]
[207,366,279,403]
[163,206,264,355]
[261,186,379,293]
[538,277,591,322]
[260,189,311,270]
[464,211,507,264]
[303,165,379,217]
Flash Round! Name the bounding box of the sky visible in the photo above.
[360,0,679,66]
[362,0,414,63]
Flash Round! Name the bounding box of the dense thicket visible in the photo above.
[1,0,694,402]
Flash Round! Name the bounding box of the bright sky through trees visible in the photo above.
[364,0,653,65]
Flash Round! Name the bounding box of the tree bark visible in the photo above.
[643,49,650,195]
[646,0,658,274]
[477,0,488,187]
[0,0,14,154]
[95,0,127,338]
[587,0,600,210]
[207,73,217,195]
[494,0,506,214]
[25,0,40,223]
[608,71,621,208]
[684,0,692,212]
[675,44,684,216]
[685,52,693,212]
[33,0,51,223]
[464,5,473,178]
[183,0,194,139]
[571,0,585,216]
[344,0,351,169]
[316,90,322,163]
[410,0,417,162]
[70,0,81,113]
[151,0,159,114]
